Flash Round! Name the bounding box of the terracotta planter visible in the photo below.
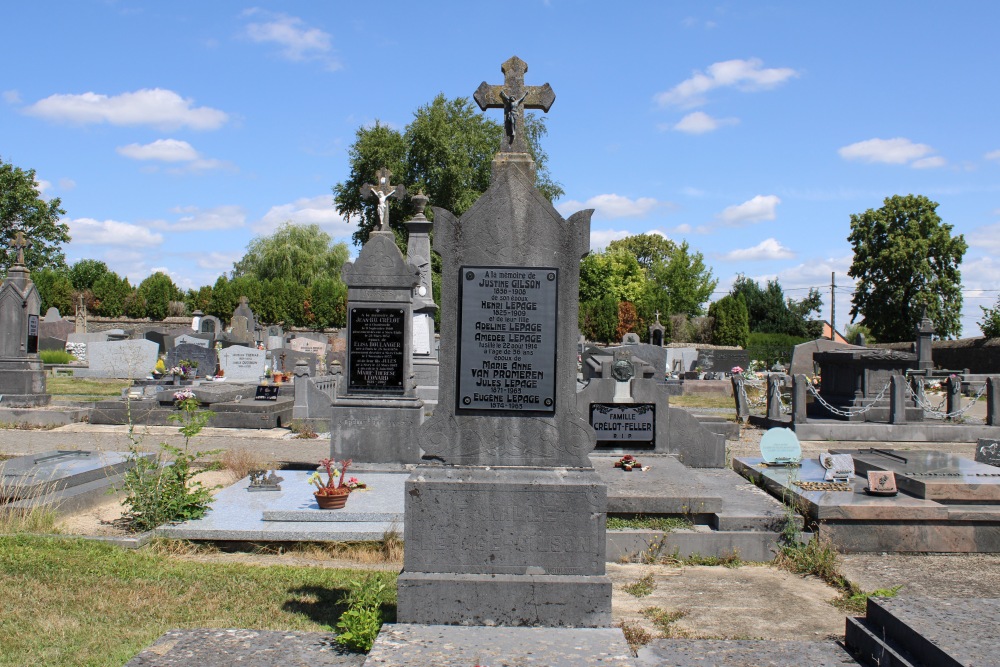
[315,489,350,509]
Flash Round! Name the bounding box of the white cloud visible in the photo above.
[717,194,781,225]
[912,156,947,169]
[673,223,693,234]
[588,228,634,251]
[720,238,795,261]
[968,222,1000,253]
[655,58,799,108]
[253,195,350,235]
[25,88,228,130]
[672,111,739,134]
[117,139,200,162]
[194,251,242,272]
[34,179,52,194]
[67,218,163,247]
[681,186,705,198]
[837,137,942,168]
[3,90,21,104]
[58,178,76,190]
[557,194,662,219]
[985,149,1000,161]
[243,9,340,71]
[150,205,246,232]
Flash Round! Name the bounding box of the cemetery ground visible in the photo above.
[2,383,999,665]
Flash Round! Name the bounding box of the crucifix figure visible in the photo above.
[474,56,556,154]
[9,231,30,266]
[360,168,406,232]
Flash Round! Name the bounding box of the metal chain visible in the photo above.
[905,380,988,419]
[806,381,891,418]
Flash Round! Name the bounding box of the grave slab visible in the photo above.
[364,625,633,666]
[637,639,859,666]
[124,629,363,667]
[836,448,1000,503]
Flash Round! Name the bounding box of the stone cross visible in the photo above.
[9,231,30,265]
[361,168,406,232]
[474,56,556,154]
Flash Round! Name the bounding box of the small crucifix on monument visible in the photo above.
[360,168,406,232]
[474,56,556,154]
[9,230,30,266]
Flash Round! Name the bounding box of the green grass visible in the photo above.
[0,535,397,666]
[640,607,687,637]
[668,394,736,409]
[622,573,656,597]
[46,377,131,402]
[607,515,693,531]
[39,349,75,364]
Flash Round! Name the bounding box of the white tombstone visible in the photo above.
[86,340,160,379]
[288,337,327,356]
[218,346,266,381]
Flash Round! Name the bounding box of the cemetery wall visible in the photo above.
[873,337,1000,373]
[83,317,342,339]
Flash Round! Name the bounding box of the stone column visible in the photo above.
[890,374,907,424]
[915,311,935,371]
[792,374,808,424]
[987,376,999,427]
[946,375,961,420]
[732,376,749,423]
[292,359,311,421]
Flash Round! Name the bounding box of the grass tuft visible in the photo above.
[219,449,277,482]
[617,620,653,653]
[640,607,688,638]
[607,515,693,531]
[622,573,656,597]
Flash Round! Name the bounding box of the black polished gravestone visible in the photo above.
[330,198,425,464]
[399,56,610,629]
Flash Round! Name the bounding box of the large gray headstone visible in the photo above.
[86,339,159,378]
[166,343,218,378]
[400,57,610,629]
[218,346,266,381]
[174,333,211,349]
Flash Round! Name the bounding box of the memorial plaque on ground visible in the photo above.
[347,307,405,393]
[975,438,1000,468]
[457,266,557,412]
[589,403,654,444]
[759,427,802,464]
[218,346,266,381]
[255,385,279,401]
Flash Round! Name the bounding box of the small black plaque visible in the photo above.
[457,266,557,412]
[26,314,38,354]
[590,403,655,445]
[255,385,279,401]
[348,307,405,394]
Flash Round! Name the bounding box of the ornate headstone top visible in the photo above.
[916,308,935,334]
[474,56,555,154]
[361,167,406,232]
[9,231,30,266]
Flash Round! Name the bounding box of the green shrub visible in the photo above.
[39,349,73,364]
[746,332,809,368]
[336,575,389,653]
[709,294,749,347]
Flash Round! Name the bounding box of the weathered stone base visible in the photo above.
[398,466,610,627]
[396,572,612,627]
[330,396,425,463]
[0,359,50,407]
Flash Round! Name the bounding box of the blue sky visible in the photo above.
[3,2,998,336]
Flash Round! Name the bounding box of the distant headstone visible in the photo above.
[86,340,159,379]
[199,315,222,335]
[43,307,62,321]
[666,347,698,374]
[166,343,218,378]
[228,296,257,344]
[266,335,284,350]
[621,332,640,345]
[38,308,74,342]
[288,337,326,357]
[696,348,751,374]
[976,438,1000,468]
[144,330,170,355]
[759,427,802,464]
[218,346,266,381]
[174,334,210,349]
[273,348,317,375]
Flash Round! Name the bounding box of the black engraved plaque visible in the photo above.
[255,385,279,401]
[348,307,405,394]
[458,266,557,412]
[26,314,38,354]
[590,403,655,444]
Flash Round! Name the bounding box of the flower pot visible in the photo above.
[315,489,350,509]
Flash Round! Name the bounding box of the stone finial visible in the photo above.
[9,230,30,266]
[410,191,429,220]
[474,56,556,154]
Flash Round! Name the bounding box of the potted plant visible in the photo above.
[309,458,356,509]
[152,358,166,379]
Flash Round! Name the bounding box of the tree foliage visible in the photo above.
[647,241,717,317]
[848,194,967,341]
[980,297,1000,339]
[729,275,822,338]
[32,267,74,315]
[232,222,349,287]
[68,259,110,290]
[0,156,71,274]
[136,272,181,320]
[91,271,132,317]
[333,95,563,247]
[709,294,750,347]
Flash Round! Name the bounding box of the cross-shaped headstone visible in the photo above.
[360,168,406,232]
[9,231,30,265]
[474,56,556,154]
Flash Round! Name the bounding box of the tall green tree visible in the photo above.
[136,272,181,320]
[848,194,967,341]
[709,294,750,347]
[648,241,717,317]
[32,267,74,315]
[333,94,563,247]
[979,296,1000,339]
[232,222,349,288]
[579,249,646,304]
[607,233,677,272]
[1,156,71,273]
[68,259,110,290]
[730,275,822,338]
[91,271,132,317]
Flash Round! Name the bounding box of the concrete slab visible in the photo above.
[637,640,859,666]
[794,420,1000,443]
[592,454,722,515]
[364,625,634,666]
[124,629,363,667]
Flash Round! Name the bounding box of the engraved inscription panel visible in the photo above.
[590,404,655,443]
[348,307,405,393]
[407,486,602,575]
[458,266,557,412]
